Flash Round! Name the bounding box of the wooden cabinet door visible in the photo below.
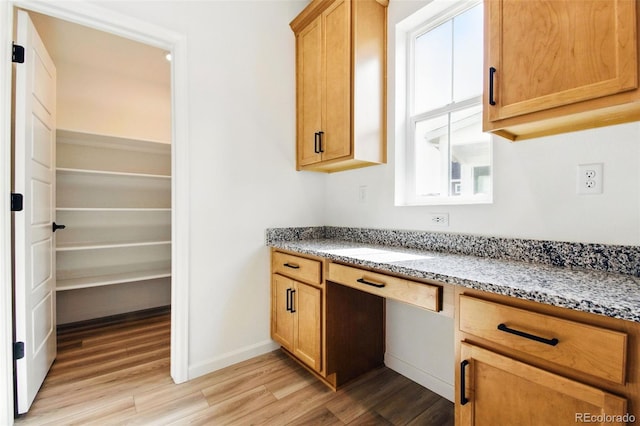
[271,275,294,351]
[322,0,351,162]
[458,342,628,426]
[486,0,637,122]
[293,282,322,372]
[297,16,323,167]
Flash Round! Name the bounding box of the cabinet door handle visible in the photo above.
[314,132,320,153]
[356,278,385,288]
[290,289,296,313]
[286,288,291,312]
[488,67,497,106]
[497,323,559,346]
[318,131,324,153]
[460,360,469,405]
[284,263,300,269]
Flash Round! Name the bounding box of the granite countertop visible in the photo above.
[267,228,640,324]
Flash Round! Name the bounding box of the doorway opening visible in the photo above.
[28,10,173,327]
[6,2,189,418]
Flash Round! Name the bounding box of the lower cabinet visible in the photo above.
[270,249,385,389]
[456,290,638,426]
[272,274,322,372]
[458,342,627,426]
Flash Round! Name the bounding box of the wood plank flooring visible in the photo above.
[15,313,454,425]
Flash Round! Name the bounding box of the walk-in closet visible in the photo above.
[29,12,172,326]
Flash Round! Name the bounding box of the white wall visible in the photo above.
[323,0,640,401]
[29,0,638,406]
[56,60,171,142]
[90,0,326,378]
[0,0,14,421]
[328,1,640,246]
[325,121,640,245]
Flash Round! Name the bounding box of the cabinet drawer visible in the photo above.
[327,263,441,312]
[272,252,322,285]
[459,295,628,384]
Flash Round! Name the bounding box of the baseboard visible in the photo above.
[57,305,171,335]
[385,353,454,402]
[188,339,280,380]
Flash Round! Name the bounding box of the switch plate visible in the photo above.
[577,163,603,195]
[358,185,368,203]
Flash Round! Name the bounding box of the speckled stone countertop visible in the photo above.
[266,227,640,324]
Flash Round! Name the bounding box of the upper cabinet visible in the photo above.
[484,0,639,141]
[291,0,388,172]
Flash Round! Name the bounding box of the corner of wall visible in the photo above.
[187,340,280,381]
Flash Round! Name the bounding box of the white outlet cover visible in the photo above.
[430,213,449,227]
[577,163,603,195]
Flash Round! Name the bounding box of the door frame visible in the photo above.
[0,1,190,423]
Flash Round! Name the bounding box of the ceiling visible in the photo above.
[28,10,171,86]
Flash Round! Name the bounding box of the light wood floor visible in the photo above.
[15,313,454,425]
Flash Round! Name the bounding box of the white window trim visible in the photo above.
[395,0,493,207]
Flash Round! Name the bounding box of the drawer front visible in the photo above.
[328,263,441,312]
[272,252,322,285]
[459,295,627,384]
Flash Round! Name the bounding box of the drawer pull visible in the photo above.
[356,277,385,288]
[497,323,559,346]
[460,360,469,405]
[284,263,300,269]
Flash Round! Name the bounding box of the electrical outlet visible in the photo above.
[577,163,603,195]
[430,213,449,227]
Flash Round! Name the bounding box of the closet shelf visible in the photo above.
[57,240,171,252]
[55,129,172,299]
[57,207,171,212]
[56,265,171,291]
[57,167,171,179]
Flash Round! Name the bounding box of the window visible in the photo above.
[401,2,491,205]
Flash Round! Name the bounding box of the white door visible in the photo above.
[13,10,57,414]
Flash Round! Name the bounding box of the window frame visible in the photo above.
[401,0,492,206]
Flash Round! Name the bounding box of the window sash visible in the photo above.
[404,0,490,206]
[406,97,486,203]
[407,1,482,118]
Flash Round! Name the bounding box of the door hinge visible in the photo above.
[14,342,24,360]
[11,193,23,211]
[12,43,25,64]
